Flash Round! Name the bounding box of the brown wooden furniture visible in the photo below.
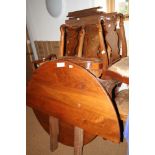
[101,13,128,84]
[65,7,129,122]
[65,9,108,71]
[27,7,129,155]
[27,60,121,142]
[65,8,128,84]
[60,24,85,57]
[59,57,104,78]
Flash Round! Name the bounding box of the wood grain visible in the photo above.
[27,59,121,143]
[58,57,103,78]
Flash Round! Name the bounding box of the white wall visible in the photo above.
[26,0,129,59]
[26,0,94,59]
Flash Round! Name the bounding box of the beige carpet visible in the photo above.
[26,106,128,155]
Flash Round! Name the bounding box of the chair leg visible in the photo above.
[49,116,59,152]
[74,126,84,155]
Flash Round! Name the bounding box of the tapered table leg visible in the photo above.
[74,126,84,155]
[49,116,59,152]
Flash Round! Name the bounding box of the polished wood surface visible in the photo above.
[27,59,121,143]
[77,26,85,57]
[59,25,85,57]
[58,57,104,77]
[60,25,65,57]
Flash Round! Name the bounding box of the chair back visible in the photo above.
[60,8,127,73]
[101,13,127,66]
[60,24,85,57]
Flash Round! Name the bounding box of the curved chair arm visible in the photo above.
[60,24,66,57]
[117,13,127,57]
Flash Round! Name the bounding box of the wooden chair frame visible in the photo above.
[60,24,85,57]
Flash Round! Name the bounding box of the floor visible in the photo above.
[26,106,128,155]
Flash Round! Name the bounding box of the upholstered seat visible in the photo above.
[97,78,118,97]
[115,89,129,122]
[106,57,129,84]
[108,57,129,77]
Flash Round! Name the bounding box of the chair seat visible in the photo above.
[97,78,118,97]
[115,89,129,122]
[108,57,129,77]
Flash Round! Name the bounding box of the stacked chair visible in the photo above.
[27,7,129,155]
